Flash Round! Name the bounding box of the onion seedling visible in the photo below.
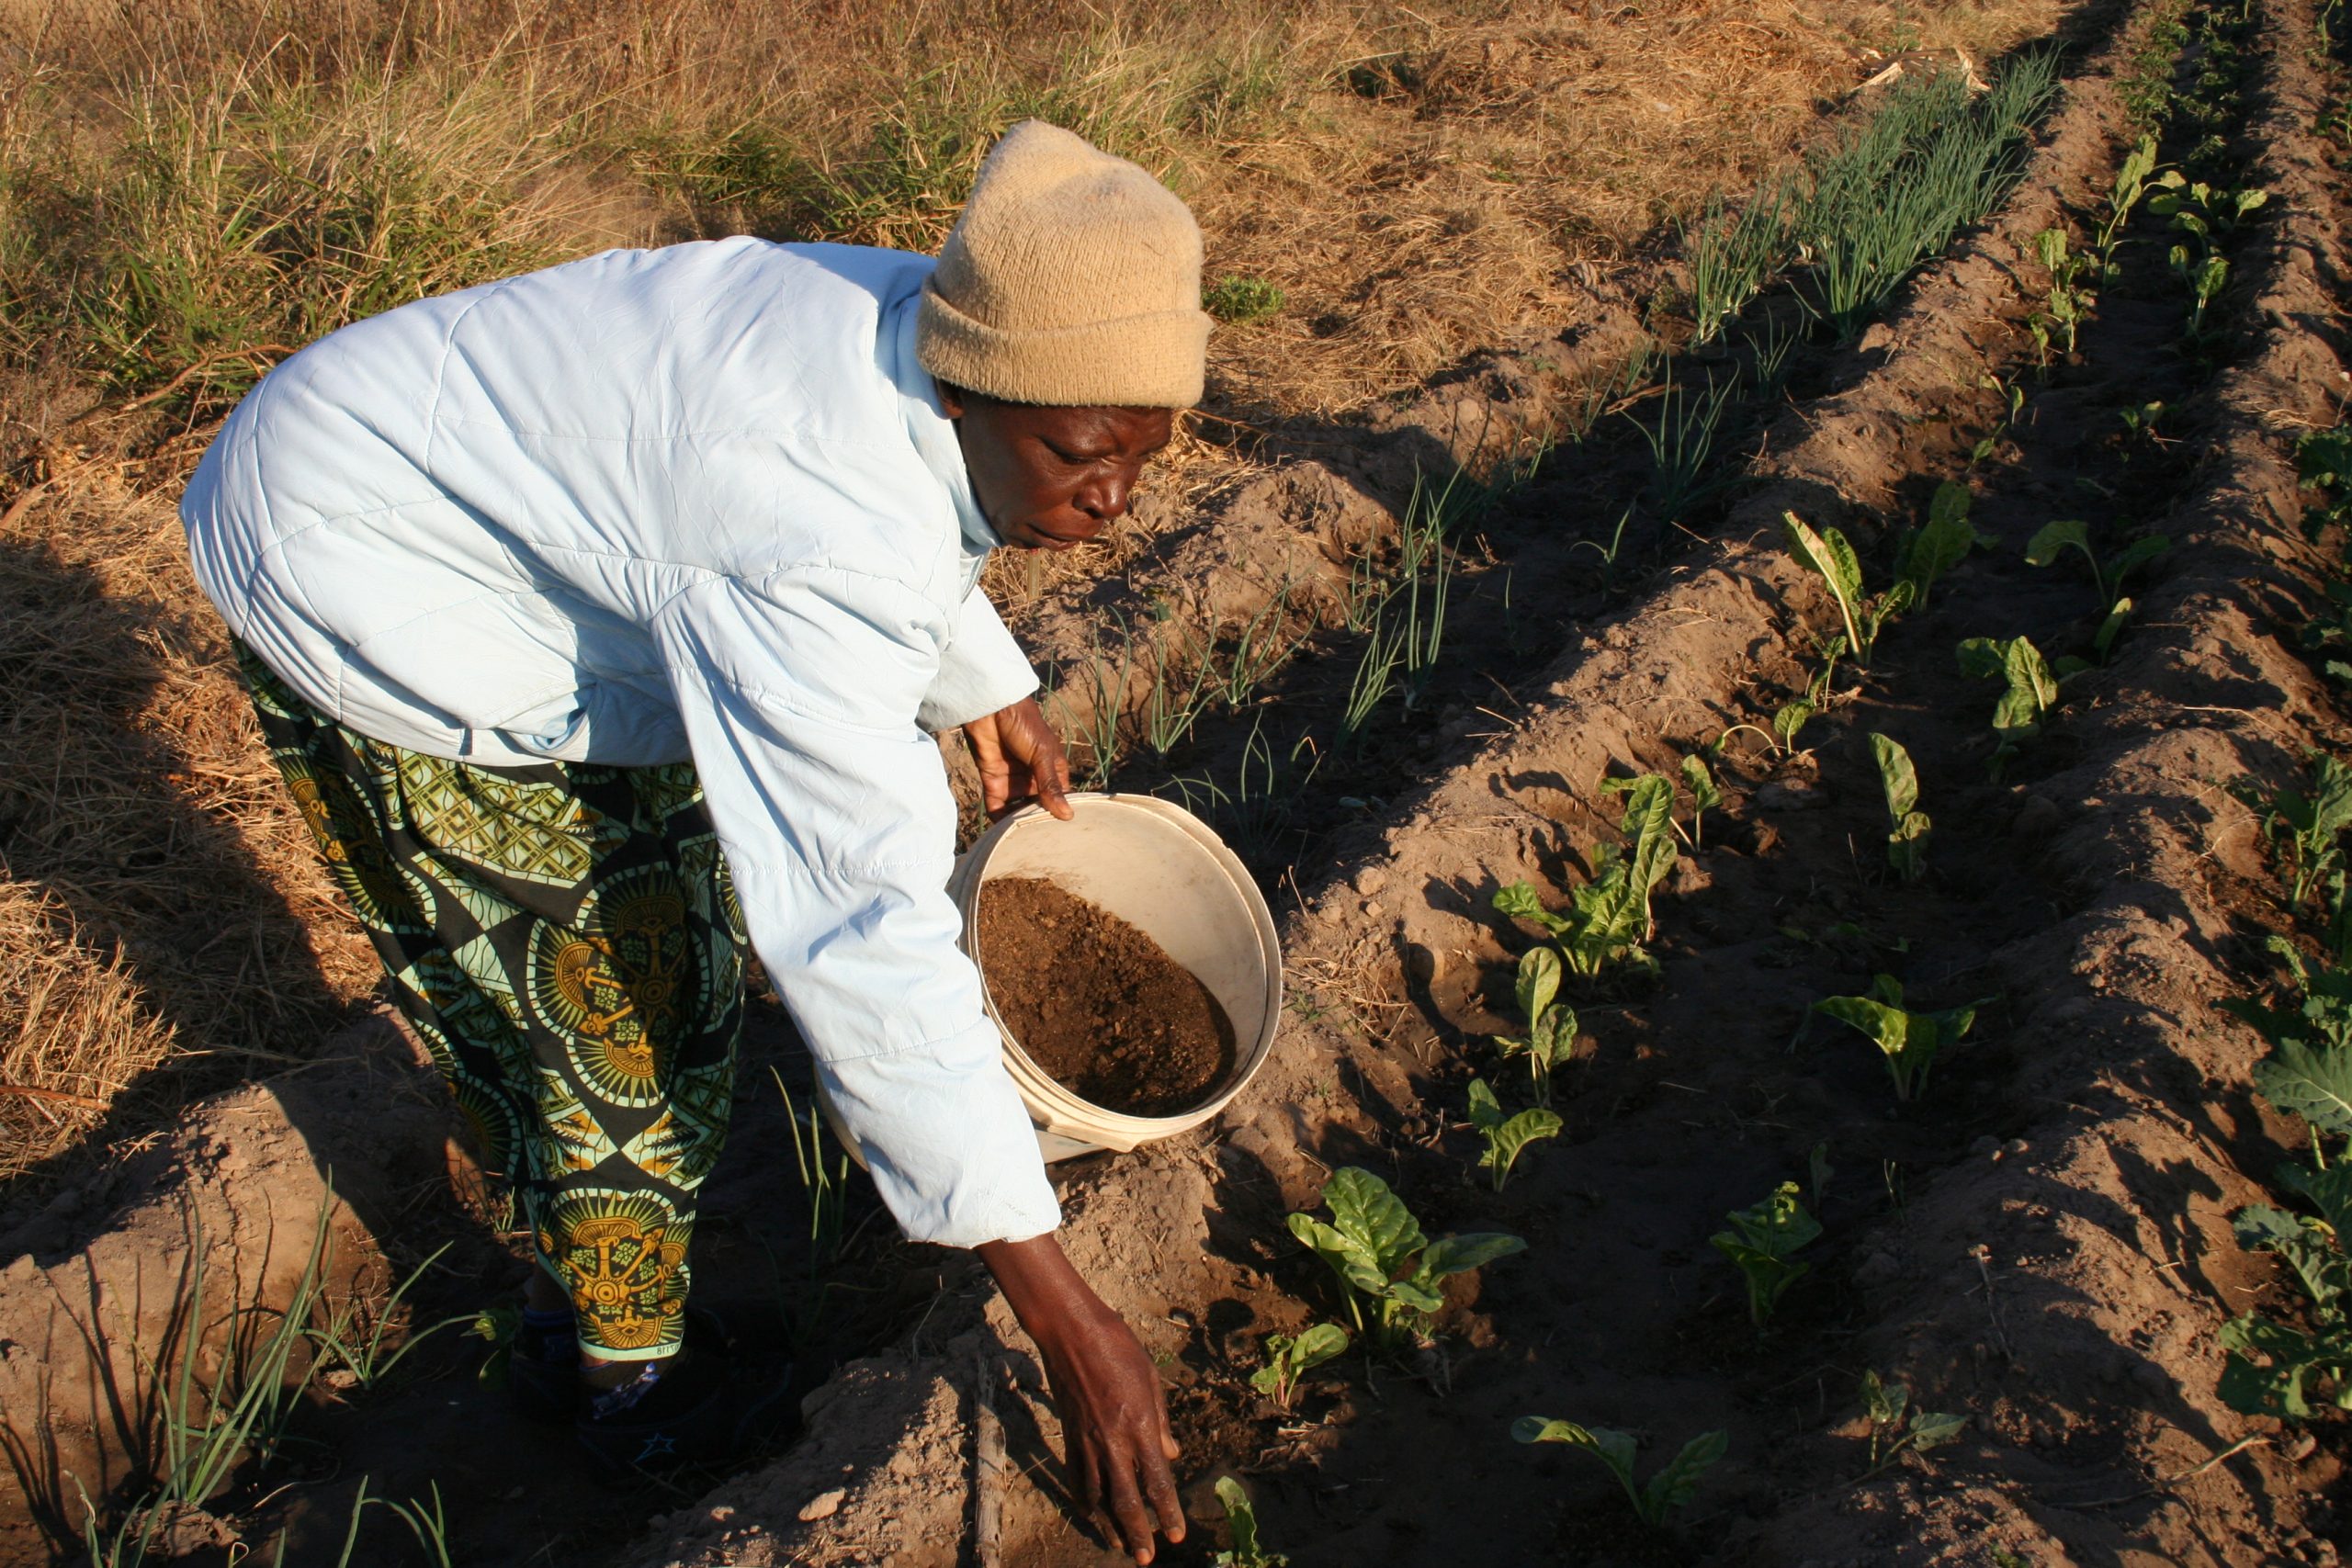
[1813,974,1984,1102]
[1466,1078,1562,1191]
[1511,1417,1727,1526]
[1249,1324,1350,1410]
[1871,733,1931,883]
[1710,1180,1820,1328]
[1286,1167,1524,1348]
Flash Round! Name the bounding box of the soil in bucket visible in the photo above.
[975,876,1238,1118]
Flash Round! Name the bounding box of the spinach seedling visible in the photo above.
[1494,773,1678,979]
[1871,733,1931,883]
[1813,974,1984,1102]
[1894,481,1990,610]
[1213,1476,1287,1568]
[1860,1370,1968,1475]
[1494,946,1577,1105]
[1511,1417,1727,1526]
[1287,1167,1524,1348]
[1467,1078,1563,1191]
[2023,518,2169,605]
[1785,512,1912,666]
[1710,1180,1820,1328]
[1956,635,2059,778]
[1249,1324,1350,1410]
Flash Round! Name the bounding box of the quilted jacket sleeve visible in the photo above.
[916,581,1039,734]
[652,565,1059,1247]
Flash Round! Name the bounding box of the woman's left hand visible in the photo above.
[965,696,1075,821]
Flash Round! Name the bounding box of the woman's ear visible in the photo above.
[934,378,967,419]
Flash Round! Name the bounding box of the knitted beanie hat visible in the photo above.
[917,120,1211,408]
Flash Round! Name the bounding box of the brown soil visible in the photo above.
[976,877,1238,1118]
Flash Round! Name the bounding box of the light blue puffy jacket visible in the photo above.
[182,237,1061,1247]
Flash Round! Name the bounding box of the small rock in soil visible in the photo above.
[2013,794,2062,837]
[1352,864,1389,896]
[797,1489,845,1521]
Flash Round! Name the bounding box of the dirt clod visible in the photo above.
[976,877,1236,1117]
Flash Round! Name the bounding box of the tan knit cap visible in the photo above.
[917,120,1211,408]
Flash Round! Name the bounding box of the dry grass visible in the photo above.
[0,0,2062,1183]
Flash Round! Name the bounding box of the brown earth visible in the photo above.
[7,0,2352,1563]
[976,878,1238,1119]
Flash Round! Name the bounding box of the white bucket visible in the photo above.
[816,794,1284,1166]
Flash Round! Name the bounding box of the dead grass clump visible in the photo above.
[0,884,168,1177]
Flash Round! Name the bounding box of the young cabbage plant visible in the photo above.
[1871,733,1931,883]
[1710,1180,1821,1328]
[1956,635,2060,778]
[1511,1418,1727,1528]
[1286,1167,1525,1348]
[1784,512,1912,666]
[1813,974,1984,1102]
[1213,1476,1288,1568]
[1249,1324,1350,1410]
[1493,773,1678,979]
[1679,754,1724,847]
[1893,482,1990,610]
[2023,518,2169,604]
[1860,1371,1968,1474]
[1466,1078,1563,1192]
[1494,946,1578,1105]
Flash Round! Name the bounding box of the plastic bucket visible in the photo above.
[816,794,1283,1167]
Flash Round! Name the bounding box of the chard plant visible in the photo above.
[1494,946,1577,1105]
[1511,1417,1727,1527]
[1860,1370,1968,1474]
[1249,1323,1349,1410]
[1213,1476,1287,1568]
[1784,512,1913,667]
[2028,225,2096,366]
[1956,634,2059,778]
[1772,697,1816,754]
[1710,1180,1821,1328]
[2236,754,2352,908]
[1680,753,1724,847]
[1286,1167,1524,1348]
[1493,773,1679,979]
[1466,1078,1563,1192]
[1894,481,1990,610]
[2093,135,2161,272]
[1814,974,1984,1102]
[2023,518,2169,605]
[1871,732,1931,883]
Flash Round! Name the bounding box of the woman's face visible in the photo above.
[939,384,1174,551]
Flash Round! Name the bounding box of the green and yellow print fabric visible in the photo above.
[238,646,744,1360]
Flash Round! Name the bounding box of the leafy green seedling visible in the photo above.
[2171,244,2230,339]
[1784,512,1913,666]
[2023,518,2169,604]
[1710,1180,1821,1327]
[2301,429,2352,534]
[1680,754,1724,847]
[1250,1324,1350,1410]
[2236,754,2352,908]
[1773,697,1816,753]
[1956,635,2059,777]
[1467,1078,1563,1191]
[1213,1476,1288,1567]
[2094,134,2160,270]
[2028,226,2095,365]
[1493,773,1678,978]
[1204,276,1286,324]
[1494,946,1577,1105]
[2220,1161,2352,1419]
[1860,1370,1968,1474]
[1511,1418,1727,1528]
[2149,171,2269,240]
[1871,733,1931,883]
[1287,1167,1525,1347]
[1894,482,1990,609]
[1814,974,1983,1102]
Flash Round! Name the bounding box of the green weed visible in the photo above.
[1205,276,1285,323]
[1859,1371,1967,1475]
